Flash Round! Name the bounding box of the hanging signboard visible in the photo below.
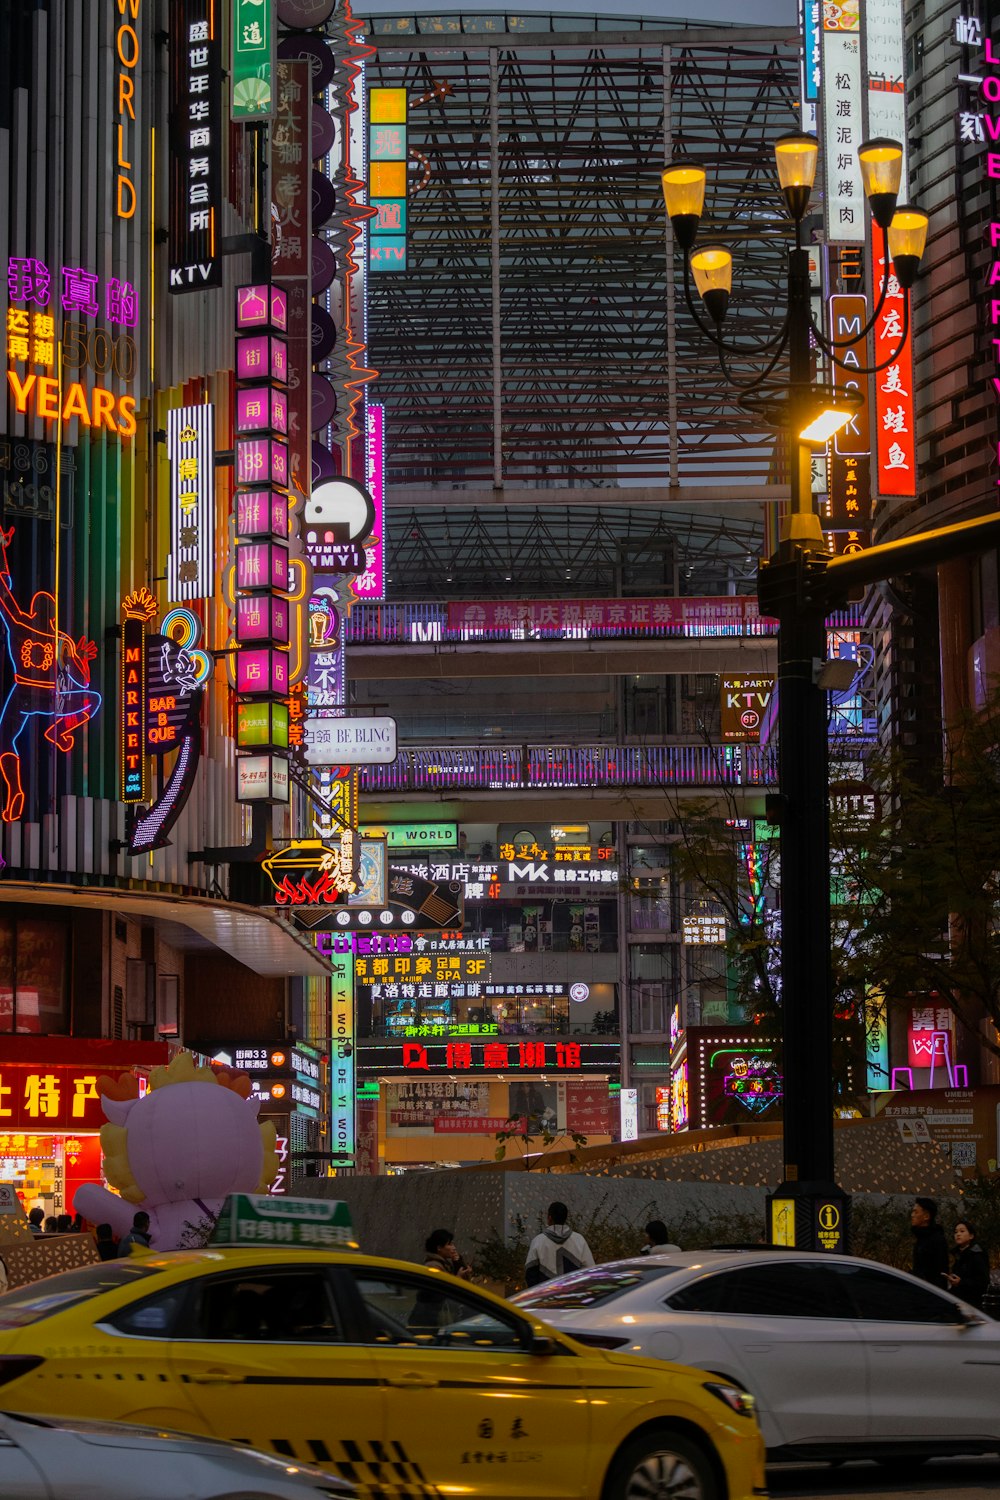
[167,403,215,602]
[303,715,397,766]
[232,0,274,119]
[168,0,223,291]
[821,0,865,245]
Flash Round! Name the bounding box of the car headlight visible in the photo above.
[703,1381,757,1418]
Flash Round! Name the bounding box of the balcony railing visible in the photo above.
[360,742,776,793]
[348,597,863,647]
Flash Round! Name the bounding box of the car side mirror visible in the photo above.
[526,1331,557,1355]
[957,1308,987,1328]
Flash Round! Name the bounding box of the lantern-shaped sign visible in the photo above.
[237,282,288,333]
[236,334,288,384]
[236,647,290,697]
[235,437,288,489]
[236,540,289,594]
[236,386,289,436]
[236,753,290,803]
[236,489,289,542]
[237,593,291,646]
[237,700,290,751]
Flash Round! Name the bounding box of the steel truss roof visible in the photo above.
[365,21,801,489]
[383,503,762,597]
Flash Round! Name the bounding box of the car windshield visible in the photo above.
[516,1265,682,1310]
[0,1262,162,1328]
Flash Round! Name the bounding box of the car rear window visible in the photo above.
[516,1265,683,1310]
[0,1262,162,1328]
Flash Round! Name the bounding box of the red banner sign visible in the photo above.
[871,239,915,497]
[446,597,769,635]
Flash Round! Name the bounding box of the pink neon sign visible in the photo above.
[356,402,386,601]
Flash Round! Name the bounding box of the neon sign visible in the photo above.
[114,0,142,218]
[0,526,100,823]
[120,587,156,803]
[357,402,386,600]
[6,258,139,325]
[122,601,210,854]
[167,404,216,602]
[168,0,223,291]
[368,89,408,272]
[6,372,136,436]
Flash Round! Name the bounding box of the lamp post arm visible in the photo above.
[717,322,791,392]
[821,511,1000,601]
[809,225,894,353]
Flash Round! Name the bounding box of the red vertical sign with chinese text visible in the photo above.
[870,239,916,496]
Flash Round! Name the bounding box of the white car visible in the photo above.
[0,1409,351,1499]
[512,1249,1000,1464]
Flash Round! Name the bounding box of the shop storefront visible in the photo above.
[0,1036,177,1218]
[358,1037,619,1169]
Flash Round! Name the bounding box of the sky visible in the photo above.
[355,0,799,25]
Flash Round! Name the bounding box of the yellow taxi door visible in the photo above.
[165,1263,385,1484]
[342,1265,589,1498]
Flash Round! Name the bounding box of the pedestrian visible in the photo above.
[43,1215,58,1234]
[423,1228,472,1281]
[525,1200,595,1286]
[640,1219,681,1255]
[910,1197,949,1287]
[27,1207,44,1235]
[55,1213,73,1234]
[944,1217,990,1309]
[409,1229,469,1333]
[94,1223,119,1263]
[117,1210,152,1257]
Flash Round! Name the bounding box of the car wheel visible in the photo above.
[605,1431,719,1500]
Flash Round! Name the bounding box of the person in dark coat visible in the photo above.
[94,1223,118,1262]
[910,1197,949,1286]
[944,1218,990,1309]
[408,1230,470,1335]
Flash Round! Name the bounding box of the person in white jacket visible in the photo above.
[524,1200,595,1286]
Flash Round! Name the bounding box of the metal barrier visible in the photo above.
[360,742,776,792]
[347,599,863,646]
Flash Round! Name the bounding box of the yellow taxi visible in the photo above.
[0,1199,765,1500]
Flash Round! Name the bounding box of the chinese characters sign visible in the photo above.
[871,241,915,495]
[392,1040,615,1073]
[357,402,386,601]
[167,404,216,601]
[368,89,407,272]
[168,0,223,291]
[0,1068,106,1131]
[232,0,273,118]
[446,596,767,636]
[821,1,865,245]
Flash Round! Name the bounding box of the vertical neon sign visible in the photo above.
[329,948,355,1166]
[120,587,157,803]
[357,402,385,601]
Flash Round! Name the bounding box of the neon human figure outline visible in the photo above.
[0,525,101,822]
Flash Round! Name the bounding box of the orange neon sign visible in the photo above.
[6,371,137,436]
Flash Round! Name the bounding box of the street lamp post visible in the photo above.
[662,135,929,1249]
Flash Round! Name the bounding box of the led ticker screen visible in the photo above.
[368,89,407,273]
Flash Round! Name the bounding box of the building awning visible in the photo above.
[0,883,327,978]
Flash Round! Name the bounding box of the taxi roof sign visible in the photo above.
[211,1194,358,1250]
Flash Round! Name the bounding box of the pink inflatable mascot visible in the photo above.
[74,1051,278,1249]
